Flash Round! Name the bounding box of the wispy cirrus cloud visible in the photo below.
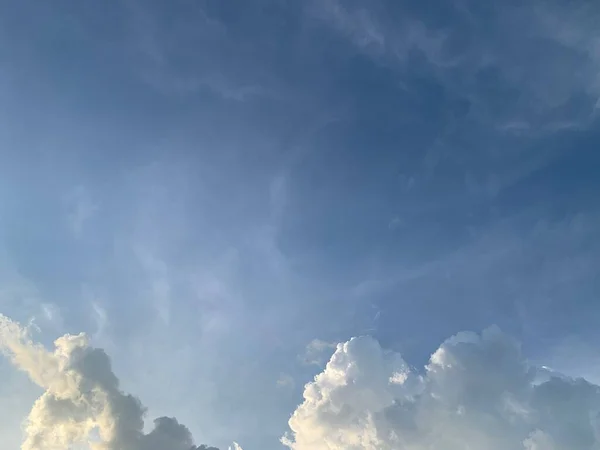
[122,0,276,102]
[309,0,600,133]
[64,185,98,238]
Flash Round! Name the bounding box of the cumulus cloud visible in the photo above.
[0,314,222,450]
[228,443,243,450]
[283,327,600,450]
[6,309,600,450]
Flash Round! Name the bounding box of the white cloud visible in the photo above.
[0,314,223,450]
[300,339,337,366]
[124,0,272,102]
[5,309,600,450]
[283,327,600,450]
[134,246,172,326]
[39,303,61,324]
[277,373,295,389]
[388,216,403,230]
[65,186,98,238]
[310,0,446,64]
[90,300,108,341]
[311,0,600,134]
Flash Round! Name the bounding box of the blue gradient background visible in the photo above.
[1,0,599,448]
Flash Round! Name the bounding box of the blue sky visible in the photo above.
[1,1,600,449]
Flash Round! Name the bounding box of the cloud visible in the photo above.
[311,0,600,133]
[39,303,62,326]
[277,373,296,389]
[283,327,600,450]
[123,0,272,102]
[310,0,445,63]
[300,339,337,366]
[65,186,98,238]
[0,314,224,450]
[133,246,172,326]
[5,315,600,450]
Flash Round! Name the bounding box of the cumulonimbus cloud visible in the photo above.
[283,326,600,450]
[0,313,225,450]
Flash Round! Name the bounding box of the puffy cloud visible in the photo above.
[0,314,222,450]
[6,309,600,450]
[283,327,600,450]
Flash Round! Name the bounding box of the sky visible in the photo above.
[1,0,600,449]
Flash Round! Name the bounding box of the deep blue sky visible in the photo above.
[1,1,599,449]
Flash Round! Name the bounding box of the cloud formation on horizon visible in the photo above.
[283,327,600,450]
[3,311,600,450]
[0,314,224,450]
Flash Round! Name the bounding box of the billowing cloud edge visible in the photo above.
[0,313,229,450]
[283,326,600,450]
[4,310,600,450]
